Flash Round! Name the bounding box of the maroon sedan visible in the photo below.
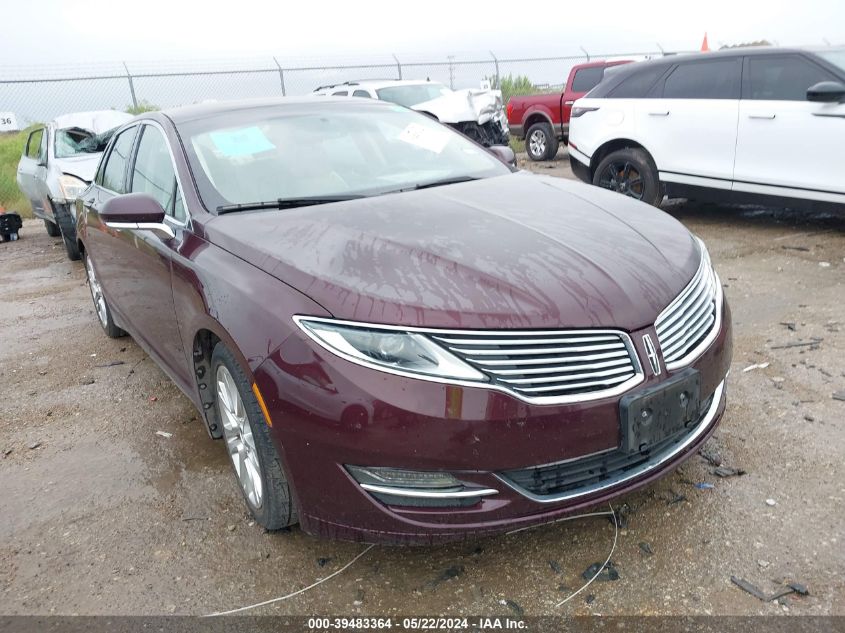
[75,98,731,544]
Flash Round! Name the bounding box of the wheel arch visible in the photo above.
[589,138,654,178]
[190,321,252,440]
[523,110,554,132]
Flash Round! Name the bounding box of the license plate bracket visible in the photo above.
[620,369,701,454]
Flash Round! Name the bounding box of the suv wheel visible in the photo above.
[211,343,298,530]
[592,148,663,207]
[525,122,559,161]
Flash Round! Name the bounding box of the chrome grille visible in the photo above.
[655,255,719,368]
[428,329,642,403]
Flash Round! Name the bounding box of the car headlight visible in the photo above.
[294,317,487,382]
[58,174,88,203]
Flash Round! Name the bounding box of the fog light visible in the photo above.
[346,465,499,507]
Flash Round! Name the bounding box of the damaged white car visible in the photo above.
[16,110,133,260]
[313,79,509,147]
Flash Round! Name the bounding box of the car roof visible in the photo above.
[160,96,396,124]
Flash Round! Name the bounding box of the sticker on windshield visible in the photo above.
[209,126,275,157]
[397,122,450,153]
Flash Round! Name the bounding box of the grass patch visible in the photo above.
[0,130,32,217]
[509,137,525,154]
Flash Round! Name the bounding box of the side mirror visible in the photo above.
[100,193,174,238]
[807,81,845,103]
[488,144,516,167]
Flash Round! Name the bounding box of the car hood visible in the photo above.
[206,173,701,331]
[54,154,101,182]
[411,89,504,125]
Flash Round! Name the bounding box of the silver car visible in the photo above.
[16,110,132,259]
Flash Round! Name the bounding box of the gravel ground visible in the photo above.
[1,156,843,616]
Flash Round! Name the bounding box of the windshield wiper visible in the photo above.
[216,195,365,215]
[384,176,481,195]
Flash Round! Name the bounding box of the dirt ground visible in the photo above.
[1,153,844,617]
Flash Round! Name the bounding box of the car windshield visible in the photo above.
[181,103,510,211]
[817,48,845,73]
[375,84,449,107]
[54,126,118,158]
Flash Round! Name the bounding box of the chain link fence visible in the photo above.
[0,49,681,216]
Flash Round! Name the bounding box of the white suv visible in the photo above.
[568,48,845,211]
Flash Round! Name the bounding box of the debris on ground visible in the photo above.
[499,599,524,616]
[803,415,815,422]
[227,524,236,532]
[317,557,332,568]
[731,576,810,602]
[353,588,365,606]
[427,565,465,588]
[832,390,845,402]
[714,466,746,478]
[667,490,687,505]
[780,245,810,252]
[742,362,770,372]
[779,322,796,331]
[730,576,770,601]
[639,542,654,556]
[149,396,158,402]
[81,377,95,385]
[95,360,126,368]
[3,448,12,457]
[757,559,770,568]
[700,448,722,467]
[694,482,715,490]
[548,560,562,574]
[582,561,619,582]
[585,594,596,604]
[155,431,172,438]
[608,503,633,528]
[765,498,777,506]
[770,338,822,350]
[27,441,41,450]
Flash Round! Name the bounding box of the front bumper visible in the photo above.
[255,301,732,545]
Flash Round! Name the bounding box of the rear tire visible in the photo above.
[592,147,663,207]
[525,122,559,161]
[211,343,298,530]
[44,219,61,237]
[83,250,125,338]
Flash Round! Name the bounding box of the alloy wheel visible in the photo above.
[216,365,264,509]
[598,161,645,200]
[529,129,546,157]
[85,255,109,328]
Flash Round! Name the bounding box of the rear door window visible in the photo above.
[101,127,138,193]
[570,67,605,93]
[662,59,741,99]
[747,55,836,101]
[607,65,668,98]
[352,90,371,98]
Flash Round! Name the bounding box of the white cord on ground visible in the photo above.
[505,510,615,536]
[555,503,618,608]
[206,543,376,616]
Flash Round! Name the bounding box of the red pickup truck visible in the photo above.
[507,60,631,160]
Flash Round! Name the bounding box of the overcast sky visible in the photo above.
[2,0,843,68]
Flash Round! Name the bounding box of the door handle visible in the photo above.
[648,110,670,116]
[748,113,776,119]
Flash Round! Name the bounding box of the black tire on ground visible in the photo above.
[592,147,663,207]
[211,342,298,530]
[53,203,80,261]
[83,250,125,339]
[525,122,559,161]
[44,219,61,237]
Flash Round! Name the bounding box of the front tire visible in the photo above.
[54,203,80,261]
[592,147,663,207]
[211,343,297,530]
[525,122,559,161]
[44,219,61,237]
[83,250,125,338]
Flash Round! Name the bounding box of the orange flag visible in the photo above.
[701,32,710,52]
